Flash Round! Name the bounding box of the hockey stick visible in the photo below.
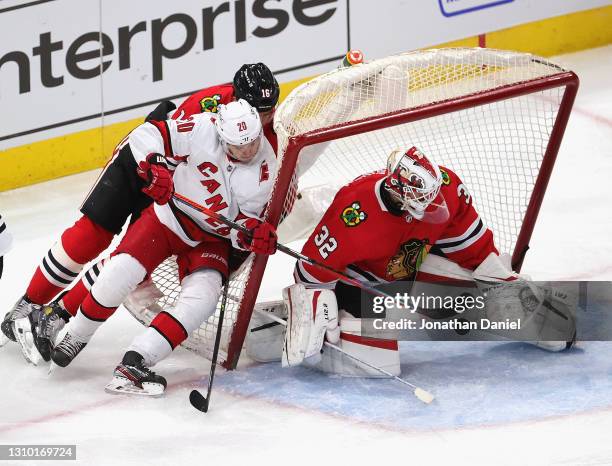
[255,308,435,404]
[172,193,393,299]
[189,279,230,413]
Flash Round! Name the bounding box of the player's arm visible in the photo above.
[230,150,279,255]
[126,116,205,205]
[430,171,498,271]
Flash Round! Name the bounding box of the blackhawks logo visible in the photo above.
[199,94,222,113]
[386,239,430,280]
[440,168,451,186]
[341,202,367,227]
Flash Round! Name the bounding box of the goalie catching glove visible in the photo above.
[472,253,576,351]
[237,218,277,255]
[136,153,174,205]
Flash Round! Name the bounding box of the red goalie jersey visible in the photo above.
[295,168,498,287]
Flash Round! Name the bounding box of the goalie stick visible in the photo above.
[189,279,230,413]
[255,308,435,404]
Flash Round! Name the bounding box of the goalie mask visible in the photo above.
[384,147,448,223]
[215,99,262,163]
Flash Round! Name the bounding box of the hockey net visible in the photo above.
[125,48,578,369]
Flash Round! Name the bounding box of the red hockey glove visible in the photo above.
[238,219,277,255]
[137,153,174,205]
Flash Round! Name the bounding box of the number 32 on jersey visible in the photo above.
[314,225,337,259]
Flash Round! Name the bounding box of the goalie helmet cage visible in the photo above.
[127,48,578,370]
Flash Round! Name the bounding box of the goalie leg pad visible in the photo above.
[282,284,339,367]
[306,311,400,377]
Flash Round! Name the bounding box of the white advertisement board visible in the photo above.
[0,0,608,149]
[351,0,612,58]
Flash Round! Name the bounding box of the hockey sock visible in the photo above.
[70,254,146,341]
[149,311,189,352]
[60,260,107,317]
[78,293,117,326]
[25,216,114,304]
[126,270,222,367]
[71,286,119,342]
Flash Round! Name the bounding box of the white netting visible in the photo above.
[125,48,573,366]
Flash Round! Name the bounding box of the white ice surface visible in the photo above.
[0,46,611,466]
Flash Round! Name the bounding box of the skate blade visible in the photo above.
[13,319,42,366]
[104,376,165,397]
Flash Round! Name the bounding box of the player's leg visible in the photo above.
[2,150,149,344]
[106,238,230,396]
[50,207,174,367]
[0,216,114,348]
[246,280,401,376]
[33,258,109,361]
[35,191,156,360]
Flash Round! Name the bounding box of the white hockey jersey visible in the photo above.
[126,113,277,248]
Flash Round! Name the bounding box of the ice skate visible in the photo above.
[13,309,45,365]
[1,295,41,342]
[105,351,167,397]
[51,331,88,367]
[35,301,71,362]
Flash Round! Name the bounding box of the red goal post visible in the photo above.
[125,48,579,370]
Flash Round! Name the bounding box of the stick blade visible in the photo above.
[414,388,435,404]
[189,389,209,412]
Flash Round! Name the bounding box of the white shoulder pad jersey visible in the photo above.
[129,113,278,248]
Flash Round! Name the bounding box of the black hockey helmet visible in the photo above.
[233,63,280,112]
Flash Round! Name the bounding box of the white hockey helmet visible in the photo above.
[215,99,262,161]
[384,146,448,222]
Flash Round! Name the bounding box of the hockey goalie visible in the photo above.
[248,146,576,377]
